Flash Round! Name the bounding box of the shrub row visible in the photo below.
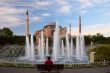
[0,62,35,68]
[0,62,109,68]
[64,63,109,68]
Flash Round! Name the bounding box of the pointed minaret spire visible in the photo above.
[26,10,29,36]
[78,15,81,34]
[26,10,29,15]
[69,23,71,36]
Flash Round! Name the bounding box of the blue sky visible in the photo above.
[0,0,110,36]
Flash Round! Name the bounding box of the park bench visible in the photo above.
[37,64,64,73]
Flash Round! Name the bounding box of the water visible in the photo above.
[76,34,88,61]
[25,35,30,59]
[23,22,88,63]
[46,37,49,56]
[80,35,88,60]
[70,38,74,57]
[0,22,88,64]
[66,32,70,60]
[40,31,45,60]
[30,34,35,60]
[37,38,41,57]
[61,40,65,56]
[53,22,60,61]
[76,35,81,60]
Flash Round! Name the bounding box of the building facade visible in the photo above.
[34,22,67,43]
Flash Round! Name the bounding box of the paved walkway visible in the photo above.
[0,67,110,73]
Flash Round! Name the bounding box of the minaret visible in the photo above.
[26,10,29,36]
[69,23,71,36]
[78,15,81,34]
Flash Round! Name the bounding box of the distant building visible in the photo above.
[34,22,67,43]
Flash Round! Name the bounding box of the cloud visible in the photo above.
[104,11,110,16]
[78,0,93,9]
[55,0,68,5]
[78,0,110,9]
[83,24,110,36]
[32,16,42,22]
[0,6,24,15]
[35,1,53,7]
[69,23,110,37]
[59,5,71,13]
[0,6,25,28]
[53,0,72,14]
[42,13,51,17]
[79,10,88,15]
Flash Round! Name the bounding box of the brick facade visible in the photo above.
[34,22,67,43]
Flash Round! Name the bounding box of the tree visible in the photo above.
[0,29,2,36]
[13,35,25,45]
[90,45,110,62]
[2,28,13,37]
[84,35,92,46]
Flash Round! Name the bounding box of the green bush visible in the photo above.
[89,44,110,62]
[14,63,35,68]
[64,64,92,68]
[2,62,14,67]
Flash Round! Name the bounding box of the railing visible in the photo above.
[64,61,110,68]
[0,59,110,68]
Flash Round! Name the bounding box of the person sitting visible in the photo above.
[44,56,53,72]
[45,56,53,65]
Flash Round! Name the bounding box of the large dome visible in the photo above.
[44,22,62,28]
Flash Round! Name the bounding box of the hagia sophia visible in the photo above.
[34,22,67,43]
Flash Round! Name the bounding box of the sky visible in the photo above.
[0,0,110,36]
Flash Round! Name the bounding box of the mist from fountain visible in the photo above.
[40,31,45,60]
[25,35,30,59]
[70,38,74,57]
[61,40,65,56]
[76,34,88,61]
[66,32,70,60]
[76,34,81,60]
[37,38,41,57]
[46,37,49,56]
[30,34,35,60]
[80,35,88,60]
[53,22,60,61]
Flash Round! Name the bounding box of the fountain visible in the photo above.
[30,34,35,60]
[23,20,88,63]
[25,35,30,59]
[70,38,74,57]
[40,31,45,60]
[0,13,89,64]
[66,32,70,60]
[52,22,60,61]
[46,37,49,56]
[37,38,41,57]
[61,40,65,56]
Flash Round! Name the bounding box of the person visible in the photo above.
[45,56,53,65]
[44,56,53,72]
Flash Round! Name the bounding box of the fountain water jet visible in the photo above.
[40,31,45,60]
[61,40,65,56]
[53,22,60,61]
[46,37,49,56]
[70,38,74,57]
[76,34,88,62]
[37,38,41,57]
[30,34,35,60]
[66,32,70,60]
[25,35,30,59]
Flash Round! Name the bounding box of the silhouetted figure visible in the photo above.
[45,56,53,65]
[44,56,53,72]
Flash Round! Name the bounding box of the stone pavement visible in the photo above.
[0,67,110,73]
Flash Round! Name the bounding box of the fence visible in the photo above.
[64,61,110,68]
[0,59,110,68]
